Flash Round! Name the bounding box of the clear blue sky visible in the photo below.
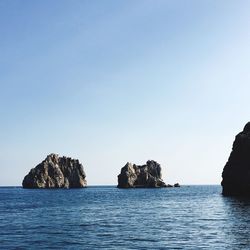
[0,0,249,186]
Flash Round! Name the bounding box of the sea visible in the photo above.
[1,185,250,249]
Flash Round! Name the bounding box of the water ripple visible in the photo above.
[1,186,250,249]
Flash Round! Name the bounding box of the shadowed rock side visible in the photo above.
[117,160,169,188]
[222,122,250,196]
[22,154,87,188]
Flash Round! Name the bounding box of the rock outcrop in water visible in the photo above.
[22,154,87,188]
[222,122,250,196]
[117,160,168,188]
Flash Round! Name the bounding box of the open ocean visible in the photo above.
[1,185,250,249]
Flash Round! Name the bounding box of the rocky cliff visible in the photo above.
[117,160,168,188]
[222,122,250,195]
[22,154,87,188]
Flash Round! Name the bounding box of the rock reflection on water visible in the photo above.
[222,196,250,248]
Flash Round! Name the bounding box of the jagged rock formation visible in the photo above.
[22,154,87,188]
[117,160,168,188]
[222,122,250,196]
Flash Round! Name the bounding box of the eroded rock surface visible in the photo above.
[22,154,87,188]
[222,122,250,195]
[117,160,168,188]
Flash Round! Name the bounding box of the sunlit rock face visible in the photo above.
[117,160,168,188]
[222,122,250,196]
[22,154,87,188]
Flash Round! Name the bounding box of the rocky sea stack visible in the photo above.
[222,122,250,196]
[22,154,87,188]
[117,160,169,188]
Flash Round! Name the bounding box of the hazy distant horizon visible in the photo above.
[1,0,249,186]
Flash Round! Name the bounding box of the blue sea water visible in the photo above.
[1,185,250,249]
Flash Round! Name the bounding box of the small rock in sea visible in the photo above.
[174,183,180,187]
[117,160,170,188]
[22,153,87,188]
[222,122,250,196]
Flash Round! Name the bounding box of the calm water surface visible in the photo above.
[1,185,250,249]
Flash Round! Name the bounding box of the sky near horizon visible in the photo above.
[0,0,250,186]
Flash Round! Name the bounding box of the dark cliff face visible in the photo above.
[22,154,87,188]
[117,160,167,188]
[222,122,250,196]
